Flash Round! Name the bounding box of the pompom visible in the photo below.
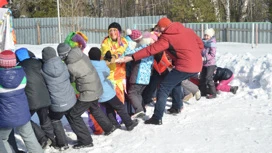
[126,29,132,35]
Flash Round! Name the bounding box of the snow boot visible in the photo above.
[183,93,193,102]
[230,86,238,94]
[194,90,201,101]
[126,119,139,131]
[166,107,183,115]
[73,143,94,149]
[52,120,69,151]
[104,125,117,136]
[144,117,162,125]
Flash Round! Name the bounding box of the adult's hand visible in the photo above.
[115,56,133,63]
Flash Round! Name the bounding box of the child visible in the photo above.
[15,48,55,148]
[41,47,77,151]
[57,44,115,149]
[200,28,217,99]
[124,29,155,118]
[213,66,238,94]
[0,50,43,153]
[88,47,138,130]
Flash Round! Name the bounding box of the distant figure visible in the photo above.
[200,28,217,99]
[213,66,238,94]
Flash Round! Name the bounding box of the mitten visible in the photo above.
[104,51,112,62]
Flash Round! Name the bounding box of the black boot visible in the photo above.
[230,86,238,94]
[144,117,162,125]
[52,120,69,151]
[104,125,117,136]
[73,143,94,149]
[126,119,139,131]
[166,107,182,115]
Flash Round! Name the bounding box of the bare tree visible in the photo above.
[220,0,230,22]
[239,0,249,21]
[211,0,221,22]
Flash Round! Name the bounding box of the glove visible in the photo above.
[104,51,112,62]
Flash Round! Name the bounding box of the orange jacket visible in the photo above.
[153,52,172,75]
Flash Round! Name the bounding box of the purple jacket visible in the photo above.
[202,37,216,67]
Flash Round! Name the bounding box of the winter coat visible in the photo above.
[132,22,203,73]
[0,66,31,128]
[90,60,115,103]
[202,37,216,67]
[153,52,172,75]
[124,35,137,78]
[125,44,153,85]
[64,47,103,102]
[213,67,233,82]
[18,58,51,110]
[101,36,128,102]
[41,56,76,112]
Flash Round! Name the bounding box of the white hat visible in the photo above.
[204,28,215,37]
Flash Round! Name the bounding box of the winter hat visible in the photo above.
[143,31,158,42]
[0,50,16,68]
[88,47,101,61]
[57,43,71,57]
[157,17,172,28]
[42,47,57,62]
[108,22,122,32]
[15,48,30,62]
[126,29,142,41]
[204,28,215,37]
[28,51,36,58]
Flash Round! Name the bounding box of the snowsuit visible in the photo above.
[200,36,217,96]
[41,55,77,148]
[64,47,113,145]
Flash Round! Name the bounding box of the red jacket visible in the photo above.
[133,22,203,73]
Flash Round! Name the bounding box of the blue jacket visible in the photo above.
[125,44,154,85]
[90,60,115,102]
[0,66,31,128]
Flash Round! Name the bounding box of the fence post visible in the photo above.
[255,23,258,47]
[225,28,230,42]
[36,21,41,45]
[252,23,254,48]
[201,23,204,38]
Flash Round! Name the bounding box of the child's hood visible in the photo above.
[0,67,25,89]
[203,36,216,48]
[65,47,83,64]
[42,56,66,77]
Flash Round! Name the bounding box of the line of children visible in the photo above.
[15,48,55,149]
[57,44,116,149]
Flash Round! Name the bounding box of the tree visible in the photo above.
[170,0,216,22]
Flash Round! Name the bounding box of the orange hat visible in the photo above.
[157,17,172,28]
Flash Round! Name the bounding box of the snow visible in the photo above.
[14,43,272,153]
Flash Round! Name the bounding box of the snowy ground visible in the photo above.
[14,43,272,153]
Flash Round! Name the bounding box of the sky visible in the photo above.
[14,42,272,153]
